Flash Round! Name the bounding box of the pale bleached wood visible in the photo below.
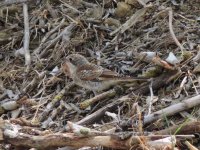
[144,95,200,125]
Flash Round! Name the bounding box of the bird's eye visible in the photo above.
[69,57,73,62]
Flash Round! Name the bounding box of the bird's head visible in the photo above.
[62,54,89,77]
[66,54,89,67]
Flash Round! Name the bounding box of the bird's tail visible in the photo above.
[100,76,150,82]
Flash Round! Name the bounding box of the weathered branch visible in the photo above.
[0,0,33,7]
[0,120,184,149]
[23,3,31,67]
[144,95,200,125]
[155,121,200,135]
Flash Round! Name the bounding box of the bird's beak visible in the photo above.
[61,61,71,78]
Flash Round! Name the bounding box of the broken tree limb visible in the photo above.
[144,95,200,125]
[0,119,186,149]
[0,119,128,149]
[5,132,128,149]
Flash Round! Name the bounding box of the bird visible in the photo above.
[61,54,148,92]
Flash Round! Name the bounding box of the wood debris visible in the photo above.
[0,0,200,149]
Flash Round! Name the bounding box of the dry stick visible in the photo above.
[110,6,149,36]
[34,18,66,54]
[38,83,75,122]
[1,120,128,149]
[175,76,187,98]
[188,70,199,95]
[77,95,131,125]
[79,0,98,8]
[168,8,184,53]
[39,23,75,58]
[137,0,147,6]
[60,0,82,13]
[5,133,128,149]
[68,121,193,139]
[67,121,112,136]
[79,89,116,109]
[137,104,143,134]
[23,3,31,68]
[144,94,200,125]
[22,71,46,93]
[185,141,199,150]
[155,121,200,135]
[5,7,8,23]
[0,0,31,7]
[147,79,153,115]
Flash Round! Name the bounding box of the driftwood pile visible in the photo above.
[0,0,200,149]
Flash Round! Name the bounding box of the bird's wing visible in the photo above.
[76,64,120,81]
[76,64,104,81]
[100,68,120,79]
[76,64,148,81]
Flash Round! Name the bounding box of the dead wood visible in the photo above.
[0,0,33,7]
[0,119,128,149]
[77,95,131,125]
[1,0,200,149]
[79,89,116,109]
[144,94,200,125]
[5,132,128,149]
[155,121,200,135]
[39,82,75,122]
[23,3,31,68]
[0,120,188,149]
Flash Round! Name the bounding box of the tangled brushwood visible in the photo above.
[0,0,200,149]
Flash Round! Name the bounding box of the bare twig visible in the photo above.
[39,23,75,58]
[0,0,32,7]
[148,79,153,115]
[188,70,199,95]
[77,95,131,125]
[79,89,116,109]
[137,0,147,6]
[23,3,31,67]
[79,0,98,7]
[34,18,66,54]
[110,6,149,36]
[60,0,82,13]
[185,141,199,150]
[174,76,187,98]
[39,82,75,122]
[168,8,184,53]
